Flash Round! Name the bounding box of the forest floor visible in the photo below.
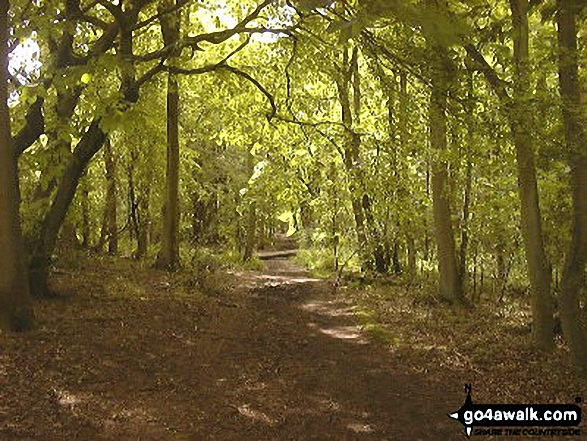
[0,250,585,440]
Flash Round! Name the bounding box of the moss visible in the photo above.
[362,323,398,344]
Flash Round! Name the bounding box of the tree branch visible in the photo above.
[165,60,276,121]
[220,65,276,120]
[185,0,276,48]
[96,0,124,21]
[463,43,511,104]
[13,96,45,156]
[134,0,193,30]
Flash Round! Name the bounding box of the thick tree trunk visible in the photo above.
[28,6,140,296]
[429,45,464,304]
[155,1,181,270]
[509,0,554,349]
[29,122,107,296]
[556,0,587,369]
[29,8,139,296]
[29,2,82,204]
[155,72,181,270]
[0,0,35,330]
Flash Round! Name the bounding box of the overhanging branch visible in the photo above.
[220,65,276,121]
[165,60,276,121]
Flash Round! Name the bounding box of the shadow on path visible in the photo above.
[0,255,466,440]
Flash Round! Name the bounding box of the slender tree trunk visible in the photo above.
[0,0,35,330]
[429,44,464,304]
[362,193,389,272]
[136,188,151,260]
[80,174,91,248]
[127,155,139,244]
[556,0,587,369]
[104,138,118,255]
[243,150,257,261]
[509,0,554,349]
[459,74,474,292]
[407,235,416,277]
[459,158,472,288]
[337,46,368,251]
[191,193,206,243]
[243,202,257,261]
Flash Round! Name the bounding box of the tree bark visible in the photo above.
[28,5,141,296]
[103,138,118,255]
[243,150,258,261]
[429,44,464,304]
[155,73,181,269]
[509,0,554,349]
[29,122,107,296]
[80,174,91,248]
[136,188,151,260]
[155,0,181,270]
[243,202,257,261]
[0,0,35,330]
[337,46,368,250]
[556,0,587,369]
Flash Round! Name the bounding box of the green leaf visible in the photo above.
[80,73,92,84]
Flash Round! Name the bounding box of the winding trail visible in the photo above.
[0,251,465,440]
[175,251,465,440]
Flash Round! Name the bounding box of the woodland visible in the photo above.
[0,0,587,439]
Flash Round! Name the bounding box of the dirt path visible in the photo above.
[0,255,465,440]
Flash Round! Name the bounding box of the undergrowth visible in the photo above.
[342,280,587,404]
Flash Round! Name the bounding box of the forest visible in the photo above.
[1,0,587,439]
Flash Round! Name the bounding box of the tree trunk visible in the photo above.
[459,73,474,292]
[0,0,35,330]
[104,138,118,255]
[155,1,181,270]
[337,46,368,253]
[127,155,139,244]
[243,150,257,261]
[155,73,181,270]
[556,0,587,369]
[28,7,140,296]
[429,44,464,304]
[80,174,91,248]
[407,235,416,277]
[136,189,151,260]
[29,122,107,296]
[243,202,257,261]
[459,158,472,289]
[509,0,554,349]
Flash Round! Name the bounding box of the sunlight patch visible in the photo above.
[54,389,83,406]
[307,324,367,343]
[237,404,276,425]
[301,300,355,317]
[347,422,375,433]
